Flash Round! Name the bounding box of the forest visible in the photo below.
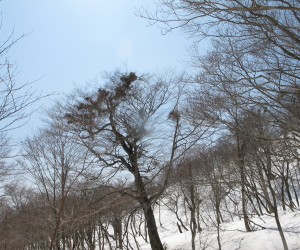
[0,1,300,250]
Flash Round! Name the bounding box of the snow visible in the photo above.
[138,207,300,250]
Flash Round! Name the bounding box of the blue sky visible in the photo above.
[1,0,192,139]
[2,0,190,93]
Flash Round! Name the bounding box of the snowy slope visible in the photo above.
[138,207,300,250]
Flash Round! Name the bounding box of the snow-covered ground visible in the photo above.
[138,207,300,250]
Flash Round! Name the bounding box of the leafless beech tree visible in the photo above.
[64,71,205,250]
[21,123,95,250]
[187,56,290,248]
[0,30,40,185]
[0,183,48,249]
[143,1,300,45]
[143,0,300,132]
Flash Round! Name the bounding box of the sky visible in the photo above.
[0,0,192,139]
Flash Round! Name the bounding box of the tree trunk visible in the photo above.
[135,171,164,250]
[113,216,123,249]
[237,140,252,232]
[256,160,275,213]
[284,163,295,210]
[141,201,164,250]
[266,153,289,250]
[189,166,197,250]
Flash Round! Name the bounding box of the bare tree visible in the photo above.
[144,0,300,133]
[144,0,300,47]
[64,71,203,250]
[0,28,41,185]
[0,183,49,249]
[21,122,95,250]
